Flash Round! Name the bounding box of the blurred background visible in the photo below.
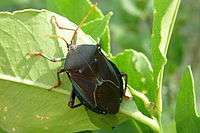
[0,0,199,132]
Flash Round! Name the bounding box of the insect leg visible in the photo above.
[51,4,97,45]
[121,72,128,95]
[27,52,66,62]
[51,16,76,31]
[49,34,70,50]
[68,88,82,108]
[49,68,66,90]
[93,87,98,107]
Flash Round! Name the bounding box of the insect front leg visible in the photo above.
[121,72,128,96]
[27,52,66,62]
[51,16,76,31]
[48,34,70,50]
[49,68,66,90]
[51,16,75,48]
[68,87,82,108]
[51,19,77,46]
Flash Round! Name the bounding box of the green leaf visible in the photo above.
[47,0,111,54]
[151,0,181,116]
[97,120,143,133]
[0,8,160,133]
[111,49,154,107]
[0,9,123,133]
[0,74,97,133]
[82,12,112,44]
[111,50,158,132]
[175,66,200,133]
[0,127,7,133]
[100,28,111,55]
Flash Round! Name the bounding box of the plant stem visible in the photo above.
[120,109,160,132]
[128,85,151,109]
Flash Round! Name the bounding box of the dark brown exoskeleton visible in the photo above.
[28,4,127,114]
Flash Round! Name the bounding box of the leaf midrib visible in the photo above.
[0,73,69,96]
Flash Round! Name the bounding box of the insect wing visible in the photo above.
[95,81,121,114]
[97,50,123,94]
[70,75,96,107]
[107,60,123,88]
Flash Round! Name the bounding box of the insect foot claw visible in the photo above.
[51,16,56,23]
[25,53,31,59]
[48,87,54,91]
[49,82,60,91]
[123,95,131,101]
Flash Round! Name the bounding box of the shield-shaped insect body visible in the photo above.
[65,44,127,114]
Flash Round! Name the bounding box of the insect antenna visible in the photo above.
[69,2,99,76]
[70,3,97,45]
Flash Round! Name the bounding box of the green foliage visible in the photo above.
[97,0,152,56]
[97,120,143,133]
[0,0,46,11]
[0,9,124,133]
[47,0,111,54]
[0,75,96,133]
[111,50,154,117]
[1,0,198,133]
[82,12,112,44]
[175,66,200,133]
[151,0,181,117]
